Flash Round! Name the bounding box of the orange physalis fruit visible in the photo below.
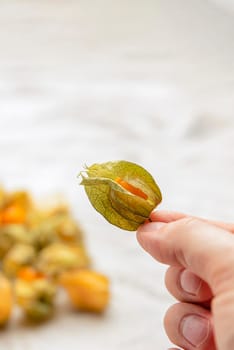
[115,177,148,200]
[18,267,45,282]
[2,205,26,224]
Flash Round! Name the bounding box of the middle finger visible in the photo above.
[165,266,213,304]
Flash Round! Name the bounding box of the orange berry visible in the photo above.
[115,177,148,200]
[18,267,45,282]
[2,205,26,224]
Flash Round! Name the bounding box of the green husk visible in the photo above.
[79,160,162,231]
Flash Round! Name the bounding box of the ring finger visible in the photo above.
[164,302,215,350]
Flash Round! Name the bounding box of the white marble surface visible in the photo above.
[0,1,234,349]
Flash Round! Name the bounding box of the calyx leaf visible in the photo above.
[79,161,162,231]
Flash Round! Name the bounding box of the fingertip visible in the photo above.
[136,222,167,262]
[150,210,187,223]
[164,303,215,350]
[137,222,165,244]
[138,221,166,232]
[165,266,213,304]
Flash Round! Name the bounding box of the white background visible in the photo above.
[0,1,234,349]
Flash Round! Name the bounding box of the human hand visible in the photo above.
[137,211,234,350]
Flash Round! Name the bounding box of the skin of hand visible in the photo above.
[137,210,234,350]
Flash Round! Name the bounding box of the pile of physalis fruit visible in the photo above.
[0,186,110,326]
[0,160,162,327]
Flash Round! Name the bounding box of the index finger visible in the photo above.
[137,217,234,295]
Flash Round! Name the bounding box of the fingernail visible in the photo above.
[180,314,210,347]
[138,222,165,233]
[180,270,202,296]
